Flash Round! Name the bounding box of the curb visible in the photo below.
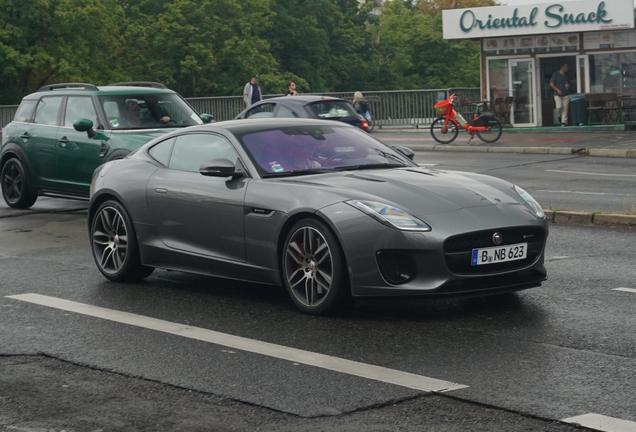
[544,210,636,228]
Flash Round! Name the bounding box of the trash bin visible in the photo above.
[569,94,588,126]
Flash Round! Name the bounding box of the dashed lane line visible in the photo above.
[545,169,636,178]
[562,413,636,432]
[613,288,636,294]
[6,293,467,393]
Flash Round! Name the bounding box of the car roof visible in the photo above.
[263,95,348,104]
[159,118,352,138]
[24,82,175,99]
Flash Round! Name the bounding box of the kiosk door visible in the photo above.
[510,59,537,127]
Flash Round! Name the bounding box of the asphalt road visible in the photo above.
[1,205,635,431]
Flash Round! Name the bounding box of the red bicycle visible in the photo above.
[430,94,503,144]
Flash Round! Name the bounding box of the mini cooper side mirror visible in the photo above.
[200,158,245,178]
[73,118,97,138]
[200,114,215,124]
[394,146,415,160]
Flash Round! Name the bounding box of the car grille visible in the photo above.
[443,226,546,275]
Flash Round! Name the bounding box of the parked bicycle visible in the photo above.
[430,94,503,144]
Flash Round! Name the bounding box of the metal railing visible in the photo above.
[0,88,481,130]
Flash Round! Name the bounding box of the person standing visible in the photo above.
[285,81,297,96]
[550,63,570,126]
[243,74,262,107]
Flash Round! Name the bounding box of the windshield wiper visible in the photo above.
[262,168,333,178]
[332,163,406,171]
[374,149,408,165]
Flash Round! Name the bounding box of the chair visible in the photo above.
[619,93,636,122]
[600,92,619,124]
[585,93,604,125]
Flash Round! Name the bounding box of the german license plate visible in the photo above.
[471,242,527,266]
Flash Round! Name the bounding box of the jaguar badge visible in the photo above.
[492,232,502,245]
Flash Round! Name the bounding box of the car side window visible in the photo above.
[148,138,175,166]
[34,96,63,126]
[169,133,238,173]
[64,96,99,128]
[246,103,275,118]
[13,100,37,122]
[276,105,297,118]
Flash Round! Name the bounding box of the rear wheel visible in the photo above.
[1,158,38,209]
[476,118,503,143]
[366,114,375,132]
[430,117,459,144]
[282,218,348,315]
[91,200,154,282]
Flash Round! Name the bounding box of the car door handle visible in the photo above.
[155,188,168,194]
[19,132,31,139]
[58,137,69,144]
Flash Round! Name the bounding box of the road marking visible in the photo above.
[6,293,467,393]
[562,413,636,432]
[538,189,635,197]
[417,163,438,166]
[613,287,636,294]
[545,169,636,178]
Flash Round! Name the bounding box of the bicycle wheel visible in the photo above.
[476,118,503,143]
[430,117,458,144]
[366,114,375,132]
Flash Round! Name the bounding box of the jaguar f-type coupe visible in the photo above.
[88,118,548,315]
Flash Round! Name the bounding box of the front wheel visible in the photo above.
[1,158,38,209]
[476,118,503,143]
[366,114,375,132]
[430,117,459,144]
[91,200,154,282]
[282,218,349,315]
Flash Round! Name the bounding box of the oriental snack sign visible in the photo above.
[443,0,634,40]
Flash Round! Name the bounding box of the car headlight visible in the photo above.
[514,185,545,218]
[347,200,431,231]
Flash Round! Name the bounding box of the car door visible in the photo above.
[146,132,248,262]
[56,96,108,192]
[28,96,64,186]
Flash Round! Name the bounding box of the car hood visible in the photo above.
[110,128,180,152]
[276,167,521,216]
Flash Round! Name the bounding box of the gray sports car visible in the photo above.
[88,118,548,315]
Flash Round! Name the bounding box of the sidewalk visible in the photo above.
[374,124,636,158]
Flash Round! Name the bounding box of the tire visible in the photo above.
[1,158,38,209]
[90,200,154,282]
[430,117,459,144]
[476,118,503,143]
[282,218,348,315]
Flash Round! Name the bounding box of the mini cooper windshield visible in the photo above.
[240,125,414,176]
[99,93,204,130]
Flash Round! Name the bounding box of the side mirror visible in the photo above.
[394,146,415,160]
[200,114,215,124]
[73,118,97,138]
[200,158,245,178]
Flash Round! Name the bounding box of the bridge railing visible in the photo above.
[0,88,480,130]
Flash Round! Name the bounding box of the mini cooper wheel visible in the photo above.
[91,200,154,282]
[282,218,348,315]
[1,158,37,209]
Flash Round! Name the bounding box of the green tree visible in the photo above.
[0,0,125,104]
[367,0,480,89]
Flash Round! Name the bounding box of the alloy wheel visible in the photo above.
[2,162,23,204]
[92,206,129,275]
[284,226,334,308]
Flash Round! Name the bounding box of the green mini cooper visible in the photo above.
[0,82,213,208]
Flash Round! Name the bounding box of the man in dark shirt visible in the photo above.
[243,74,262,107]
[550,63,570,126]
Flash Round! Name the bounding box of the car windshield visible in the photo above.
[306,100,357,119]
[238,125,415,177]
[98,93,203,130]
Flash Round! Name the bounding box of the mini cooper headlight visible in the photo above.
[347,200,431,231]
[514,185,545,218]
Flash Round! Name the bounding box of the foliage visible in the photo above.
[0,0,485,104]
[417,0,501,16]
